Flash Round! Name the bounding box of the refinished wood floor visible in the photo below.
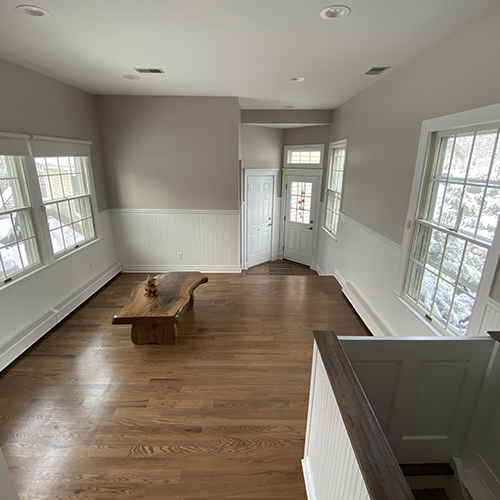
[0,269,370,500]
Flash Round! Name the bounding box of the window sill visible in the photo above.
[392,291,457,338]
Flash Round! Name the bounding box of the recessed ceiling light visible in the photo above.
[289,77,306,83]
[283,105,295,109]
[123,74,140,80]
[320,5,351,19]
[16,4,50,17]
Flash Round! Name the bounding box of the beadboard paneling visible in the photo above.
[302,344,370,500]
[110,209,240,272]
[0,211,118,367]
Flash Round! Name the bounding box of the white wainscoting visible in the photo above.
[302,342,370,500]
[0,210,119,371]
[315,206,500,338]
[339,336,495,464]
[110,209,240,273]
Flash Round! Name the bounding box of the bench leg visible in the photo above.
[188,294,195,311]
[131,323,177,345]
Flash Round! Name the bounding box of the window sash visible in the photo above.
[324,143,346,237]
[404,123,500,336]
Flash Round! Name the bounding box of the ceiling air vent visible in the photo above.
[364,66,390,76]
[134,68,165,74]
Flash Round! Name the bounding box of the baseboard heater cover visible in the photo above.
[0,262,121,372]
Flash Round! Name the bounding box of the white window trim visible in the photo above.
[397,103,500,337]
[284,144,325,168]
[323,139,347,240]
[0,131,98,286]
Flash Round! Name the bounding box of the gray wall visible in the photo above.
[284,125,331,199]
[241,125,283,170]
[0,58,109,211]
[95,96,240,210]
[331,6,500,246]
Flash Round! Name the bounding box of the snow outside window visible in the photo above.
[324,142,346,238]
[405,125,500,336]
[0,155,40,281]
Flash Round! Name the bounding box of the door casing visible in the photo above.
[242,169,279,270]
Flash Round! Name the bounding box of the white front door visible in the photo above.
[247,175,273,267]
[283,175,319,267]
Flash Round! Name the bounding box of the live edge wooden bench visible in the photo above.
[112,272,208,345]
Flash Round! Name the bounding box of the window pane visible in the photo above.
[437,137,454,179]
[427,229,446,272]
[0,213,16,247]
[50,228,65,254]
[407,263,424,301]
[449,134,473,180]
[429,182,446,223]
[460,185,484,236]
[440,184,463,228]
[419,268,438,312]
[458,243,488,296]
[63,225,76,249]
[468,131,497,181]
[477,187,500,242]
[442,236,466,283]
[413,224,431,265]
[82,219,95,240]
[433,278,454,326]
[448,290,474,336]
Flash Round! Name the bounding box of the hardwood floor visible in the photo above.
[0,272,370,500]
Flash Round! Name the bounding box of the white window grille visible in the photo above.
[324,141,346,238]
[0,133,96,286]
[35,156,95,255]
[405,124,500,336]
[0,155,40,281]
[284,145,324,168]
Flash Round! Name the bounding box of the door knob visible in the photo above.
[307,226,313,230]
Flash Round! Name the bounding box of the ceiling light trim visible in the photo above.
[16,4,51,17]
[320,5,351,20]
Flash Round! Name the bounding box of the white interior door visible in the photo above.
[247,175,273,267]
[283,175,319,266]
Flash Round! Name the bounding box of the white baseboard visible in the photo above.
[301,458,317,500]
[0,262,121,372]
[342,280,394,337]
[311,263,325,276]
[121,264,241,273]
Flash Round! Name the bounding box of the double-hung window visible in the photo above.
[0,134,96,285]
[0,150,40,280]
[324,141,346,238]
[35,156,95,255]
[404,124,500,336]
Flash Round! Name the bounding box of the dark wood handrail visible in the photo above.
[488,331,500,343]
[313,330,414,500]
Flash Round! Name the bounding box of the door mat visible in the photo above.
[269,261,293,275]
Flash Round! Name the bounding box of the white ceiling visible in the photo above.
[0,0,499,110]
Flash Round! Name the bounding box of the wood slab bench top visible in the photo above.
[112,272,208,325]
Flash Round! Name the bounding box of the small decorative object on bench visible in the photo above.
[112,272,208,345]
[144,274,159,297]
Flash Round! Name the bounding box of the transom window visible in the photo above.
[284,145,324,168]
[405,124,500,336]
[324,141,346,237]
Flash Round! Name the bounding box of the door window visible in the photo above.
[289,181,312,224]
